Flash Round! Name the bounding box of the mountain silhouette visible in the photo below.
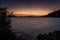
[44,10,60,17]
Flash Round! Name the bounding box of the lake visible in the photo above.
[11,17,60,40]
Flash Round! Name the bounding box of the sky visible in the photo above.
[0,0,60,16]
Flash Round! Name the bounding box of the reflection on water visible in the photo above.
[11,18,60,38]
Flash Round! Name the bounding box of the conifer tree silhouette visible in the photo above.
[0,7,17,40]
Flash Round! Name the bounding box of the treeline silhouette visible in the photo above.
[0,7,17,40]
[37,31,60,40]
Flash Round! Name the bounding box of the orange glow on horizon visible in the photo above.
[13,9,52,16]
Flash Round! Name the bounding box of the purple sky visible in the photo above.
[0,0,60,16]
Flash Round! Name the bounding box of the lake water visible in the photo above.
[11,17,60,40]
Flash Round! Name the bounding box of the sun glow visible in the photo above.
[13,9,51,16]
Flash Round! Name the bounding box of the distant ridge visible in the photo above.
[44,10,60,17]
